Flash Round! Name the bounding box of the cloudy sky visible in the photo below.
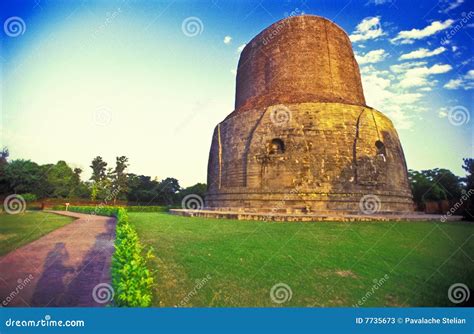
[1,0,473,186]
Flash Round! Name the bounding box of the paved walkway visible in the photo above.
[0,211,116,307]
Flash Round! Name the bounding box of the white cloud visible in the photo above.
[439,0,464,13]
[438,108,448,118]
[349,16,385,43]
[237,43,246,53]
[223,36,232,44]
[399,46,446,60]
[444,79,463,89]
[366,0,393,5]
[398,64,452,88]
[443,69,474,90]
[360,66,424,129]
[391,20,454,44]
[466,69,474,79]
[390,61,427,73]
[356,49,388,64]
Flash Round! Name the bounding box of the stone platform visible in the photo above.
[169,209,463,222]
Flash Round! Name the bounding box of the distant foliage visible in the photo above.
[126,206,171,212]
[20,193,37,202]
[66,206,154,307]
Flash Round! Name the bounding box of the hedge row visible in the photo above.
[52,205,170,212]
[67,205,154,307]
[125,206,171,212]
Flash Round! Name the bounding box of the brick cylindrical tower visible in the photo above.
[206,15,413,214]
[235,15,365,113]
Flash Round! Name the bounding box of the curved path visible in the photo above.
[0,211,116,307]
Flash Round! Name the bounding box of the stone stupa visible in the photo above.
[172,15,425,221]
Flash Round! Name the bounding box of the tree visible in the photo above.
[126,174,159,204]
[462,158,474,219]
[0,147,9,166]
[4,160,43,195]
[0,147,10,194]
[156,177,181,205]
[45,161,77,198]
[177,183,207,203]
[89,156,110,201]
[110,156,129,204]
[422,168,462,200]
[90,156,107,182]
[408,169,445,204]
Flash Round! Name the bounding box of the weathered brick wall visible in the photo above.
[207,103,413,212]
[234,15,365,114]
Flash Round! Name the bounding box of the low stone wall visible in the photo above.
[169,209,463,222]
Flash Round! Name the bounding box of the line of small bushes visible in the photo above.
[51,205,170,212]
[66,205,154,307]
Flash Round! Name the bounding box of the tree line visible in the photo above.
[0,148,206,205]
[0,147,472,215]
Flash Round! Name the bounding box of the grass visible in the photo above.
[0,211,75,256]
[129,212,474,307]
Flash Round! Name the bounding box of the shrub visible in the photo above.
[125,206,171,212]
[66,205,154,307]
[21,193,37,202]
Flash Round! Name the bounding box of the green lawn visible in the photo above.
[130,213,474,307]
[0,211,75,256]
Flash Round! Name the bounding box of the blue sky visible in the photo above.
[1,0,473,186]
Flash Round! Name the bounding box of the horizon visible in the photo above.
[1,0,473,186]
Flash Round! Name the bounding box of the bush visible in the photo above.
[125,206,171,212]
[21,193,37,202]
[66,205,154,307]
